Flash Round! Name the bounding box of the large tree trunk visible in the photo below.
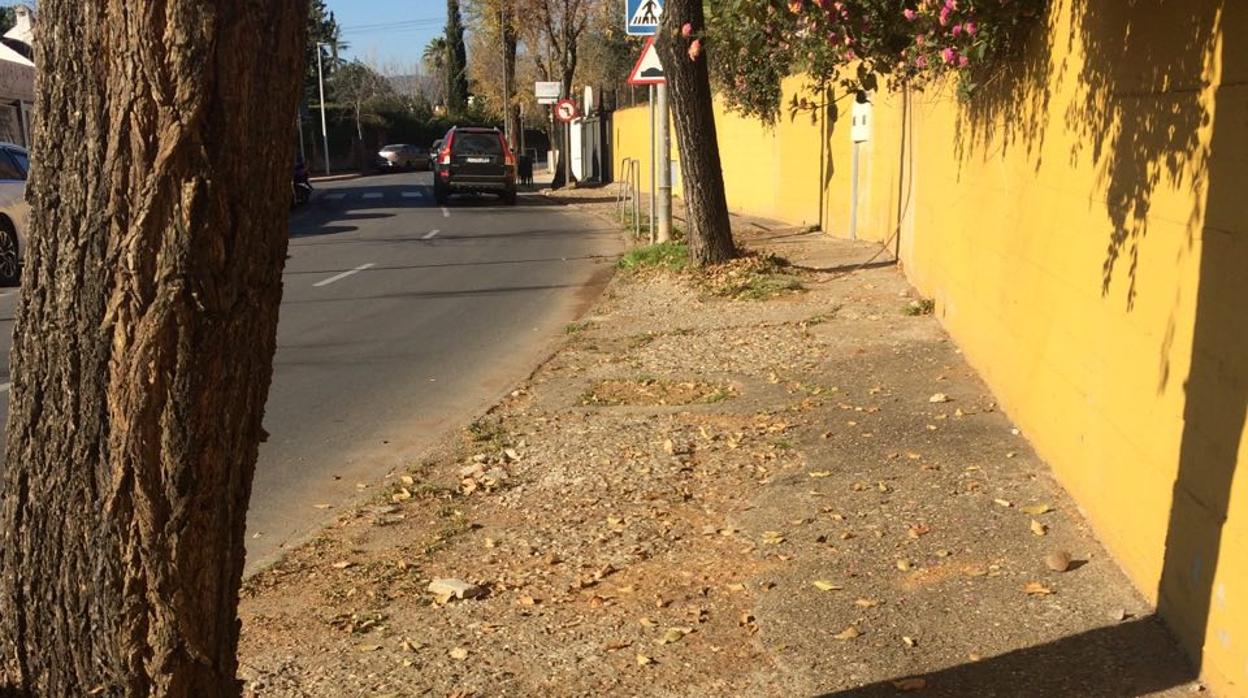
[0,1,307,696]
[655,0,736,266]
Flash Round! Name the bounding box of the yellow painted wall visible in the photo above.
[613,1,1245,693]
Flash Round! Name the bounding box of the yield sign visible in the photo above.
[626,37,665,85]
[626,0,663,36]
[555,98,579,123]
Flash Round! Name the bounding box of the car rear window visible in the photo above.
[453,133,502,156]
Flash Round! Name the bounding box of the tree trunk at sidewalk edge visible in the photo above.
[654,0,736,266]
[0,1,308,695]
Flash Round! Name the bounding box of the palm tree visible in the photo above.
[423,37,449,111]
[423,36,447,74]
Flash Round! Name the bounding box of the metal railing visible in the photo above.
[616,157,642,239]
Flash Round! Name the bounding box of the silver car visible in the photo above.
[0,143,28,285]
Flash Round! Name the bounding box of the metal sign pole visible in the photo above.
[317,44,330,176]
[649,85,657,243]
[656,82,672,244]
[564,120,572,186]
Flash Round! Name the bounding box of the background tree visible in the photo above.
[306,1,344,101]
[465,0,521,147]
[0,0,308,695]
[331,60,395,166]
[445,0,471,115]
[656,0,736,264]
[516,0,590,186]
[0,7,14,35]
[423,36,449,110]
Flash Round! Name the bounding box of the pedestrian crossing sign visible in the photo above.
[626,0,663,36]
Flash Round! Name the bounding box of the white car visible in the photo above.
[0,142,28,285]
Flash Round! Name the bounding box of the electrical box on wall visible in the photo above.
[851,99,872,143]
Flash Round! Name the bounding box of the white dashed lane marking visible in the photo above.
[314,263,376,288]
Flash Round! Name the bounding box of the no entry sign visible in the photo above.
[555,98,579,123]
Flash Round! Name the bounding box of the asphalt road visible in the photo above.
[0,170,623,574]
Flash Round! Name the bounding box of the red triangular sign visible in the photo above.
[627,38,665,85]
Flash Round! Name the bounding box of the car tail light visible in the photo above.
[501,135,516,167]
[439,132,454,165]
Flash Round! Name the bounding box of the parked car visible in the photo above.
[0,143,29,285]
[377,144,429,171]
[432,127,517,206]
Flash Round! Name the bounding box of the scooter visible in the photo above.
[292,157,313,207]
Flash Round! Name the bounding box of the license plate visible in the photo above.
[467,157,491,164]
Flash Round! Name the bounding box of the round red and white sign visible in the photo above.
[555,98,579,123]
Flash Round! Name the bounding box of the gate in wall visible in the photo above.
[578,114,613,185]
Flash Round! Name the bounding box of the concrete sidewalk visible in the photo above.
[237,218,1201,696]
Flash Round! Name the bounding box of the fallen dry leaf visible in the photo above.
[855,598,880,608]
[657,627,693,645]
[929,393,951,403]
[833,626,862,640]
[993,498,1013,508]
[449,648,469,660]
[808,471,833,478]
[1022,503,1052,515]
[1024,581,1054,596]
[812,580,843,592]
[331,561,354,570]
[636,654,655,666]
[1030,519,1048,537]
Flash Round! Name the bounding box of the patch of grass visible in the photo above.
[617,241,689,272]
[904,298,936,316]
[466,418,506,446]
[565,321,590,334]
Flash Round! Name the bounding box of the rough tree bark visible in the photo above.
[655,0,736,265]
[0,1,307,696]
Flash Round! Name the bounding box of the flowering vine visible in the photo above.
[708,0,1047,122]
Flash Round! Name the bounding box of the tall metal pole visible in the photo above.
[500,2,512,150]
[648,85,657,243]
[656,82,672,244]
[317,43,331,176]
[564,120,572,186]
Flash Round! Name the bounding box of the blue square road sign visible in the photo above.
[626,0,663,36]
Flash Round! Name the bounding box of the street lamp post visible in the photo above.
[317,42,331,176]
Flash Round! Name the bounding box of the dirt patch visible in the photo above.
[237,219,1202,697]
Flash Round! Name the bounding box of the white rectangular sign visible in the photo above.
[535,81,562,104]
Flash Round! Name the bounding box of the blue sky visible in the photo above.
[327,0,447,73]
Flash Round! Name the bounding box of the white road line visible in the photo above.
[402,191,424,199]
[422,229,440,240]
[326,192,346,201]
[314,263,375,288]
[362,192,383,200]
[441,206,450,218]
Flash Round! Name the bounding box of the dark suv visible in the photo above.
[433,127,517,205]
